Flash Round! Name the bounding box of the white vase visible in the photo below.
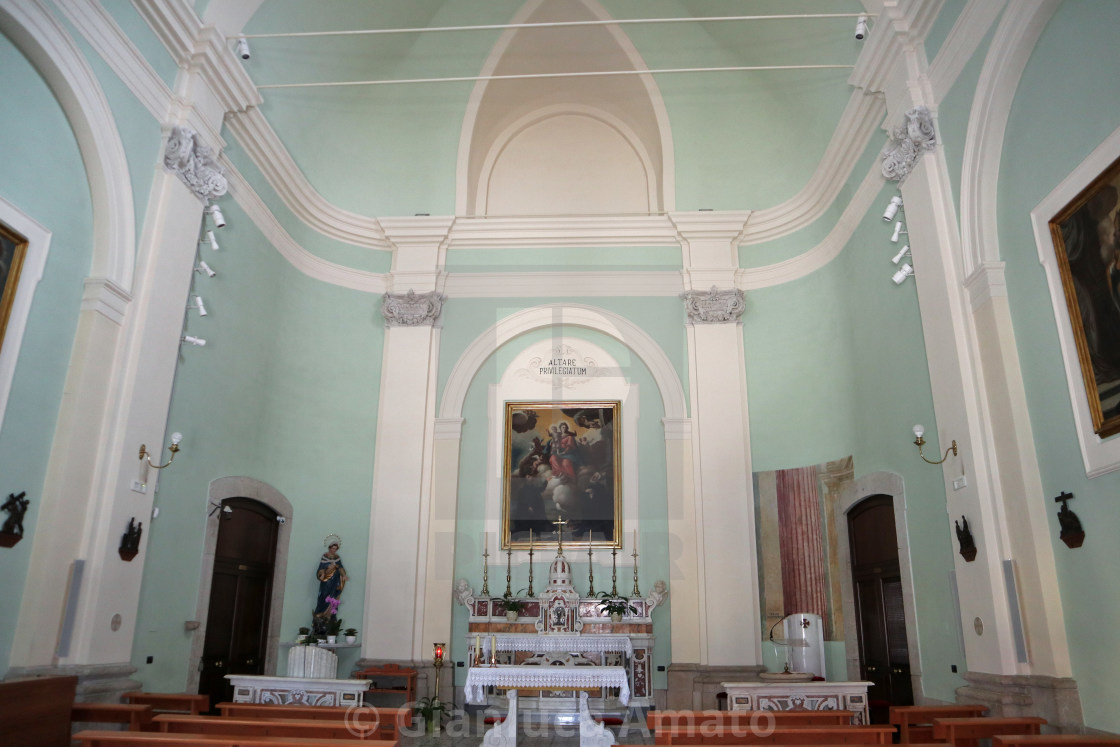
[345,635,356,644]
[610,612,622,623]
[506,611,518,622]
[326,635,337,644]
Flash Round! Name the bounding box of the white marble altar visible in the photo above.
[287,644,338,678]
[720,680,872,724]
[226,674,370,706]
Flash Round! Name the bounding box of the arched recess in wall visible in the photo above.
[836,472,924,699]
[0,1,135,291]
[456,0,675,216]
[187,477,293,693]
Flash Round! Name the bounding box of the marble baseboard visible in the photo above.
[3,662,141,704]
[665,663,765,710]
[957,671,1083,731]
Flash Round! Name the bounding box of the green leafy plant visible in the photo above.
[501,590,527,614]
[302,633,320,645]
[298,627,310,635]
[344,627,358,636]
[597,591,638,617]
[326,617,343,635]
[413,696,446,730]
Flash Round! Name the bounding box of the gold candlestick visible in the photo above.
[632,547,641,597]
[611,547,618,596]
[505,545,512,598]
[552,515,568,555]
[481,540,490,597]
[587,530,595,596]
[527,529,535,597]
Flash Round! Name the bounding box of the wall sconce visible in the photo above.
[138,432,182,486]
[912,424,956,464]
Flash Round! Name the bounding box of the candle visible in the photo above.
[529,528,534,550]
[475,634,481,663]
[491,635,497,662]
[633,528,637,551]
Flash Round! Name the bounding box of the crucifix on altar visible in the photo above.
[552,515,568,555]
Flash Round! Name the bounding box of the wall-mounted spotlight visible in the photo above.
[890,221,907,243]
[855,16,869,40]
[181,335,207,347]
[912,424,957,465]
[191,295,208,317]
[891,245,911,265]
[892,263,914,284]
[206,204,226,228]
[883,196,903,222]
[138,432,182,486]
[235,36,250,60]
[195,260,216,278]
[201,230,219,251]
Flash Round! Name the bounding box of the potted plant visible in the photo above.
[597,592,638,622]
[325,617,342,644]
[344,627,358,645]
[303,633,320,646]
[501,592,525,622]
[414,696,446,734]
[296,626,310,643]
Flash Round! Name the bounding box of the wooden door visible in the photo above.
[198,498,278,710]
[848,495,913,717]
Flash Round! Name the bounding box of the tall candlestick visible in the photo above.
[632,545,641,597]
[611,546,618,596]
[505,545,512,598]
[587,530,595,596]
[481,533,490,596]
[527,529,535,597]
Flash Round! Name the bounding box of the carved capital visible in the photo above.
[163,126,228,201]
[680,286,745,324]
[381,289,445,327]
[881,106,938,182]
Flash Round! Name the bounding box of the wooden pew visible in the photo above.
[73,703,155,731]
[124,692,211,716]
[153,714,390,741]
[932,717,1048,747]
[214,703,411,739]
[890,705,989,743]
[654,725,897,745]
[74,731,393,747]
[0,674,78,747]
[994,736,1120,747]
[649,711,859,733]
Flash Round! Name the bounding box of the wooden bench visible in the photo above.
[932,717,1048,747]
[0,674,79,747]
[74,731,392,747]
[352,664,416,705]
[153,714,391,741]
[994,736,1120,747]
[215,703,411,739]
[124,692,211,716]
[890,705,989,743]
[73,703,156,731]
[654,725,897,745]
[649,711,859,733]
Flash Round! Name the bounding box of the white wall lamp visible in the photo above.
[892,263,914,284]
[235,36,250,60]
[200,230,219,251]
[890,221,907,243]
[195,260,216,278]
[181,335,207,347]
[912,424,957,465]
[891,245,911,265]
[882,195,903,222]
[139,432,183,486]
[855,15,869,40]
[190,295,208,317]
[206,204,226,228]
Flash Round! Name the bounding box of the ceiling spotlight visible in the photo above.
[192,295,208,317]
[236,36,250,60]
[206,204,226,228]
[196,260,216,278]
[855,16,869,41]
[891,245,911,265]
[181,335,207,346]
[883,195,903,222]
[891,221,906,243]
[892,263,914,285]
[200,230,219,251]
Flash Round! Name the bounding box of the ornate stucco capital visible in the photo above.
[163,126,228,201]
[381,289,445,327]
[680,286,745,324]
[881,106,938,181]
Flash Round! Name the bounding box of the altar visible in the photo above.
[226,674,370,707]
[720,681,873,724]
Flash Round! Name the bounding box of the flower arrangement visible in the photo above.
[597,591,638,618]
[326,617,343,636]
[501,590,527,614]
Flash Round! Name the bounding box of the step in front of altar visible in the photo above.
[481,696,633,727]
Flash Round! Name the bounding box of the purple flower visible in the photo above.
[325,596,341,616]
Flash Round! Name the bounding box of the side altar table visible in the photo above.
[720,680,873,724]
[466,665,630,747]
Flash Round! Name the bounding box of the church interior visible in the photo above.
[2,0,1120,739]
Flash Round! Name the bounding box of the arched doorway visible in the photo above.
[847,494,914,721]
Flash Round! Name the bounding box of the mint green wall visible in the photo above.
[923,0,969,65]
[995,1,1120,731]
[445,318,672,691]
[0,33,94,676]
[101,0,180,89]
[131,197,383,690]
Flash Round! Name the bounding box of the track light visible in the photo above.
[891,245,911,265]
[192,295,208,317]
[200,230,219,251]
[883,196,903,222]
[892,263,914,285]
[235,36,250,60]
[891,221,907,243]
[181,335,207,346]
[855,16,869,40]
[195,260,216,278]
[206,204,226,228]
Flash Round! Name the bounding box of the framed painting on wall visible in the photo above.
[1049,153,1120,437]
[502,401,621,550]
[0,223,28,357]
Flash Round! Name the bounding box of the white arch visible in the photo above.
[0,0,135,290]
[439,303,687,420]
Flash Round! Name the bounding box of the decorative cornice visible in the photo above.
[81,277,132,325]
[445,271,682,298]
[964,262,1007,310]
[381,289,445,327]
[849,0,944,96]
[680,286,746,324]
[164,126,228,201]
[661,418,693,440]
[445,215,679,249]
[881,105,938,181]
[186,24,261,116]
[434,418,465,440]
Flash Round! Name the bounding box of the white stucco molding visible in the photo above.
[0,0,135,291]
[1031,124,1120,478]
[434,418,464,440]
[661,417,692,440]
[81,278,132,325]
[959,0,1061,278]
[440,304,686,421]
[964,262,1007,311]
[881,106,938,182]
[927,0,1008,104]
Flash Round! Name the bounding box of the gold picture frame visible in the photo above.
[0,223,29,358]
[501,401,621,550]
[1049,153,1120,437]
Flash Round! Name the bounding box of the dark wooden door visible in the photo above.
[199,498,278,710]
[848,495,913,717]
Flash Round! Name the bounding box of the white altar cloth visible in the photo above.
[465,665,630,705]
[482,634,634,657]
